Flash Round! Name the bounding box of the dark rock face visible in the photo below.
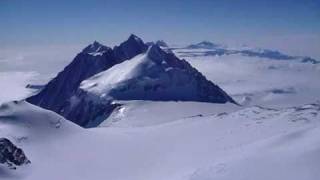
[142,45,236,104]
[27,48,116,113]
[301,57,319,64]
[61,91,121,128]
[26,35,147,120]
[82,41,110,54]
[0,138,30,169]
[113,34,148,60]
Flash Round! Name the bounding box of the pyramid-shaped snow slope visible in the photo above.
[80,45,235,103]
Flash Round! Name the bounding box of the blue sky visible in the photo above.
[0,0,319,57]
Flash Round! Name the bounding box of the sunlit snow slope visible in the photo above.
[0,100,319,180]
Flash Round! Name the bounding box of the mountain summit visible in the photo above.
[82,41,111,55]
[113,34,148,60]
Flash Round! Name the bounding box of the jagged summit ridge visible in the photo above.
[146,44,166,62]
[82,41,111,55]
[113,34,148,60]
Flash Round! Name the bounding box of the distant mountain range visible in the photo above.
[27,35,235,127]
[177,41,319,64]
[186,41,221,49]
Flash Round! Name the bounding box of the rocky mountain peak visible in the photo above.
[82,41,111,54]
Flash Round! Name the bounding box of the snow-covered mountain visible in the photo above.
[61,45,235,127]
[26,35,235,127]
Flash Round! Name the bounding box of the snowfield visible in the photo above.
[0,101,319,180]
[0,40,320,179]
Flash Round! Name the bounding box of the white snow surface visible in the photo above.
[80,53,146,95]
[0,100,319,180]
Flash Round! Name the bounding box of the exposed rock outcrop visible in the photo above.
[0,138,30,169]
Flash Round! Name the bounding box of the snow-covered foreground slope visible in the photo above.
[190,126,320,180]
[102,100,240,127]
[0,100,319,180]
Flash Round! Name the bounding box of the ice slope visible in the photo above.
[0,100,319,180]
